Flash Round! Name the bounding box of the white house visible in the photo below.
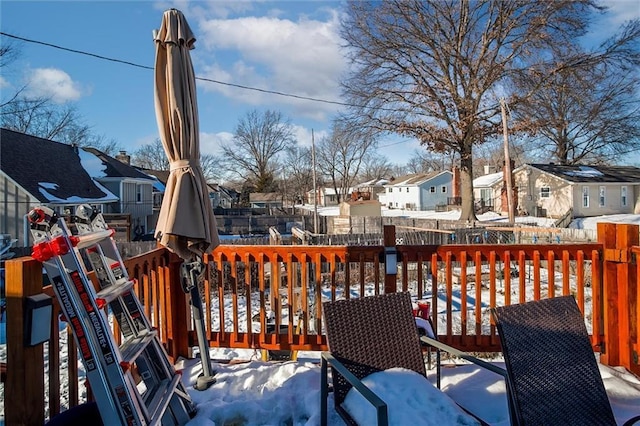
[473,167,504,213]
[378,171,453,211]
[306,187,350,207]
[514,164,640,218]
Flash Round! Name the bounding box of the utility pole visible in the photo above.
[500,98,515,224]
[311,129,319,234]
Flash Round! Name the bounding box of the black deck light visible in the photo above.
[24,293,52,346]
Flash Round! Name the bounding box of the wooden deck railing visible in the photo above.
[2,224,638,424]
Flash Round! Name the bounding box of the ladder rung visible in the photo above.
[147,375,181,426]
[95,280,135,306]
[120,330,157,364]
[74,229,114,249]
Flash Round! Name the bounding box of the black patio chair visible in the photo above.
[423,295,640,426]
[319,292,495,426]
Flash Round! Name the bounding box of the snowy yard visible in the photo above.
[2,209,640,424]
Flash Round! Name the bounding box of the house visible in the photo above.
[0,129,156,244]
[207,183,234,209]
[0,128,119,245]
[83,148,156,239]
[249,192,283,213]
[473,166,504,213]
[306,187,350,207]
[339,200,382,217]
[513,163,640,219]
[135,167,169,233]
[350,178,389,202]
[377,171,453,211]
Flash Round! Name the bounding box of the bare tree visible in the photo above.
[340,0,606,221]
[359,153,393,182]
[511,29,640,165]
[221,109,296,193]
[315,121,376,203]
[199,154,223,183]
[1,95,122,154]
[132,138,220,182]
[283,146,314,205]
[405,149,457,174]
[132,139,170,170]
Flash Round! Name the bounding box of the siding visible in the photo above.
[119,181,154,237]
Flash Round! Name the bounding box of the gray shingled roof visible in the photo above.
[530,164,640,183]
[83,147,154,180]
[0,128,118,204]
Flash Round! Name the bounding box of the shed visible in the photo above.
[339,200,382,217]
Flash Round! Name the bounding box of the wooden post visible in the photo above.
[383,225,397,294]
[165,253,191,360]
[5,257,46,426]
[597,222,638,372]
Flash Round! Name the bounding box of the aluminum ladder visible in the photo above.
[29,205,195,425]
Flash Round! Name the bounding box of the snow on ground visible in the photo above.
[3,208,640,424]
[570,213,640,230]
[302,203,640,231]
[179,346,640,425]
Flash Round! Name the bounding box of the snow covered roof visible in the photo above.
[386,171,450,187]
[530,163,640,183]
[473,171,503,188]
[1,128,118,204]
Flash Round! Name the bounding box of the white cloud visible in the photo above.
[0,75,10,90]
[25,68,83,103]
[291,124,328,149]
[195,10,344,120]
[200,131,233,156]
[600,0,640,25]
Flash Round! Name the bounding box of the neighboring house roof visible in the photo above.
[138,168,170,185]
[83,147,153,180]
[249,192,282,203]
[0,128,118,204]
[355,178,390,187]
[386,171,448,187]
[306,187,347,196]
[473,171,503,188]
[528,164,640,184]
[136,169,168,193]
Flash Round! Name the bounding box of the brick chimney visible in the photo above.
[115,150,130,165]
[452,166,460,198]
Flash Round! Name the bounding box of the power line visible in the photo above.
[0,31,355,109]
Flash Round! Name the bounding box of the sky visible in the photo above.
[1,1,639,168]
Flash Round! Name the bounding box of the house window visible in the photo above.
[540,187,550,198]
[395,202,398,207]
[430,186,436,193]
[582,186,589,208]
[441,186,447,193]
[621,186,627,207]
[388,188,393,193]
[406,187,409,192]
[599,186,605,207]
[136,184,143,203]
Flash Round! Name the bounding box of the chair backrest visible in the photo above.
[323,292,426,406]
[492,296,616,426]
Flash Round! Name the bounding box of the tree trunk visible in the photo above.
[458,148,478,222]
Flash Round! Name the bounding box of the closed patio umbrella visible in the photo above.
[154,8,219,390]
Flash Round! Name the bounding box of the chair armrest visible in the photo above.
[419,336,508,378]
[320,351,388,426]
[623,415,640,426]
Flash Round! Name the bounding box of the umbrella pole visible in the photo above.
[181,260,216,390]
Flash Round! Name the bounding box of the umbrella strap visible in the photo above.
[170,160,198,171]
